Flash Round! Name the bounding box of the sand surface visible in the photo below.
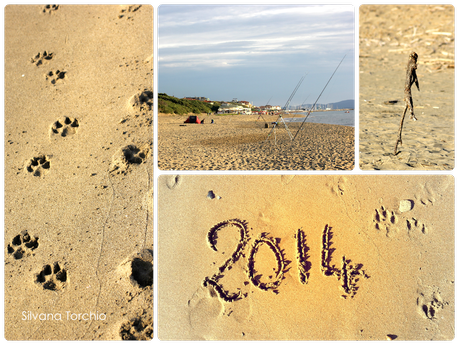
[359,5,454,170]
[158,114,354,170]
[158,175,454,340]
[4,5,153,340]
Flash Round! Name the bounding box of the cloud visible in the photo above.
[159,5,354,70]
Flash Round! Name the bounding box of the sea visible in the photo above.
[284,110,355,127]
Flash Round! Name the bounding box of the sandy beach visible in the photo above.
[359,5,454,170]
[158,174,454,340]
[158,114,354,170]
[4,5,153,340]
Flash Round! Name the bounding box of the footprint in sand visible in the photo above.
[35,262,67,291]
[188,285,224,337]
[119,312,153,340]
[118,5,142,20]
[166,175,182,190]
[25,155,51,177]
[7,230,39,260]
[116,249,153,290]
[373,205,398,236]
[50,117,79,138]
[30,51,53,66]
[45,69,66,84]
[416,287,448,320]
[110,144,149,175]
[42,5,59,14]
[128,89,153,113]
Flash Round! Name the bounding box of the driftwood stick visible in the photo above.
[394,51,419,155]
[394,105,408,155]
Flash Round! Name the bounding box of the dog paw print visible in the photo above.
[110,144,149,175]
[50,117,79,137]
[35,262,67,291]
[118,5,142,20]
[406,217,428,235]
[45,70,66,84]
[373,206,398,236]
[119,313,153,340]
[417,290,447,320]
[7,230,39,260]
[25,155,51,177]
[128,89,153,113]
[42,5,59,14]
[30,51,53,66]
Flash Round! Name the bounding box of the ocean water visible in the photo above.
[285,110,355,127]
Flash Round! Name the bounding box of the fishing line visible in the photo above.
[293,53,347,141]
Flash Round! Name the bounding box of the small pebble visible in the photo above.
[399,199,414,212]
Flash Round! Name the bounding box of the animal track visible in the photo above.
[25,155,51,177]
[328,176,347,196]
[35,262,67,291]
[406,217,427,234]
[118,5,142,19]
[373,206,398,236]
[50,117,79,137]
[129,250,153,289]
[45,70,66,84]
[119,309,153,340]
[128,89,153,113]
[42,5,59,14]
[110,144,149,174]
[30,51,53,66]
[166,175,182,189]
[7,230,39,260]
[417,288,447,320]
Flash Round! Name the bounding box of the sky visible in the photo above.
[158,5,354,107]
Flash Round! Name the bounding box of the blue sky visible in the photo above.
[159,5,354,107]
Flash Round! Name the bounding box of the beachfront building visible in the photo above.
[238,100,253,107]
[217,103,252,114]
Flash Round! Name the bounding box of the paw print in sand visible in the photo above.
[373,205,398,236]
[25,155,51,177]
[129,89,153,113]
[50,117,79,137]
[7,230,39,260]
[30,51,53,66]
[118,5,142,20]
[42,5,59,14]
[35,262,67,291]
[45,70,66,84]
[110,144,149,175]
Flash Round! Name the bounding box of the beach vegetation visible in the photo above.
[159,93,220,114]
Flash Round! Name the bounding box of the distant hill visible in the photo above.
[295,99,354,110]
[158,93,220,115]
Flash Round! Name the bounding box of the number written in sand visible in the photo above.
[203,219,250,302]
[247,233,286,293]
[203,219,369,301]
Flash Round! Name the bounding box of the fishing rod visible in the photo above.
[283,74,306,110]
[265,74,306,142]
[257,96,272,124]
[292,54,347,141]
